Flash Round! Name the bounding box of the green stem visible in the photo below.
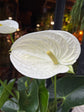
[10,33,14,43]
[54,75,57,111]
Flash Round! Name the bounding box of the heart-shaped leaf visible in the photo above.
[19,80,39,112]
[1,98,19,112]
[48,74,84,112]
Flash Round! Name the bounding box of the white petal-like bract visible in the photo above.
[10,30,81,79]
[72,105,84,112]
[0,19,19,34]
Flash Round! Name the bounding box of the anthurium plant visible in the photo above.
[0,19,84,112]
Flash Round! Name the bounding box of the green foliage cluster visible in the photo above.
[1,75,84,112]
[36,0,84,32]
[0,77,49,112]
[62,14,73,33]
[71,0,84,30]
[36,13,73,33]
[36,13,54,31]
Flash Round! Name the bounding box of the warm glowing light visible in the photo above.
[8,17,13,20]
[67,21,70,23]
[7,39,11,43]
[51,21,54,25]
[36,24,40,27]
[17,28,20,31]
[79,31,83,35]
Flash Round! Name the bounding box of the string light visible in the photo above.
[79,31,83,35]
[8,17,13,20]
[36,24,40,27]
[17,28,20,31]
[50,21,54,25]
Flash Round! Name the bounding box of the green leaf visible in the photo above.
[48,75,84,112]
[0,86,3,97]
[70,0,84,30]
[18,79,49,112]
[80,17,84,30]
[17,110,26,112]
[38,85,49,112]
[57,75,84,112]
[0,79,15,109]
[1,98,19,112]
[17,76,29,91]
[36,79,45,87]
[35,79,49,112]
[19,80,39,112]
[0,80,7,97]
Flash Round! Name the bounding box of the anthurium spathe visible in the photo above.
[10,30,81,79]
[72,105,84,112]
[0,19,19,34]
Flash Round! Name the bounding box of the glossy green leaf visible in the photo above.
[57,75,84,112]
[38,85,49,112]
[1,98,19,112]
[17,110,26,112]
[35,79,49,112]
[19,80,39,112]
[36,79,45,87]
[0,80,7,97]
[17,76,29,91]
[80,17,84,30]
[0,79,15,109]
[18,79,49,112]
[0,86,3,97]
[48,75,84,112]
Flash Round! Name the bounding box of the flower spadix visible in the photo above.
[10,30,81,79]
[0,19,19,34]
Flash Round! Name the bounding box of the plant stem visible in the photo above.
[10,33,14,43]
[54,75,57,111]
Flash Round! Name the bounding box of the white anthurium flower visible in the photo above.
[72,105,84,112]
[0,19,19,34]
[10,30,81,79]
